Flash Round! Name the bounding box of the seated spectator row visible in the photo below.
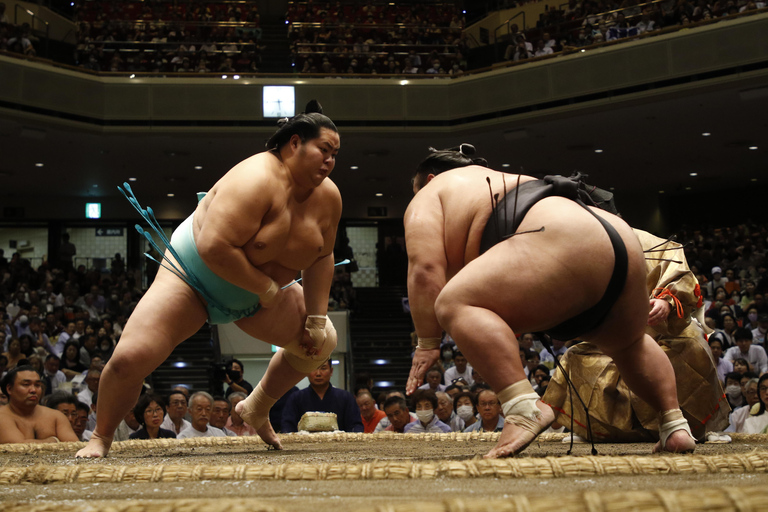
[75,0,261,25]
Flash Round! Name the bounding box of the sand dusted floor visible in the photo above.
[2,433,768,511]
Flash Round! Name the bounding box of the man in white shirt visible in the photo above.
[724,328,768,374]
[42,354,67,395]
[161,390,191,435]
[443,349,474,386]
[178,392,227,438]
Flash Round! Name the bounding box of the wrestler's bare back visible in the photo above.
[194,151,340,287]
[406,166,536,277]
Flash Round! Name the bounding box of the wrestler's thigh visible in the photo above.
[113,264,208,364]
[234,284,306,346]
[437,198,623,334]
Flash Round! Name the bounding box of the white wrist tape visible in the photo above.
[305,315,328,346]
[659,408,695,447]
[417,337,442,350]
[283,316,338,373]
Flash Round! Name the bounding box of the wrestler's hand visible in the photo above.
[300,327,320,358]
[648,298,671,326]
[406,348,439,396]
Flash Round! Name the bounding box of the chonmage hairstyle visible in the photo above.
[412,143,488,190]
[265,100,337,151]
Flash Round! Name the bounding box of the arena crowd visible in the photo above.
[1,221,767,443]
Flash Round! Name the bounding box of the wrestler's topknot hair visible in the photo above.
[265,99,338,151]
[412,143,488,190]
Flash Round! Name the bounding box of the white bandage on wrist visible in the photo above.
[498,380,541,421]
[239,382,279,431]
[417,337,442,350]
[259,280,280,307]
[305,315,328,346]
[283,316,338,373]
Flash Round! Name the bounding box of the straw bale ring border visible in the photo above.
[2,450,768,485]
[0,484,767,512]
[1,431,768,456]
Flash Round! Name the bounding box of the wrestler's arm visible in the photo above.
[196,172,281,302]
[301,183,342,316]
[404,195,448,395]
[404,197,447,340]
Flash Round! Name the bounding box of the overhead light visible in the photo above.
[372,359,389,365]
[689,172,698,176]
[749,146,758,150]
[167,193,175,197]
[375,381,394,387]
[751,178,758,182]
[400,80,408,86]
[221,75,227,79]
[702,132,711,136]
[685,187,691,191]
[92,184,99,188]
[501,163,510,168]
[659,190,665,194]
[350,166,359,170]
[194,165,203,170]
[35,162,44,167]
[173,362,187,368]
[128,177,137,181]
[580,49,585,53]
[331,359,340,365]
[375,193,383,197]
[233,75,240,80]
[594,149,603,153]
[609,187,615,191]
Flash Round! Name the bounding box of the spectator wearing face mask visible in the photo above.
[453,391,478,430]
[404,389,450,433]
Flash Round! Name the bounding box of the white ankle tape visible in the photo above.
[659,409,695,448]
[501,393,542,421]
[239,382,278,430]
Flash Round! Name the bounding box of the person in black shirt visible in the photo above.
[129,394,176,440]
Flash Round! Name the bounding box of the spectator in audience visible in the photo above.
[55,323,77,356]
[725,328,768,374]
[161,390,191,435]
[531,365,551,393]
[79,333,98,367]
[0,365,78,444]
[130,394,176,439]
[210,396,236,436]
[357,389,386,433]
[534,39,554,57]
[725,371,746,409]
[443,349,473,386]
[752,313,768,346]
[282,360,363,433]
[60,340,86,379]
[382,395,416,433]
[444,383,463,399]
[74,401,93,441]
[709,338,733,384]
[223,358,253,397]
[42,354,66,396]
[464,389,504,432]
[435,390,464,432]
[727,377,760,432]
[405,389,451,433]
[453,391,478,430]
[2,337,24,369]
[373,391,418,432]
[742,374,768,434]
[733,358,751,376]
[418,367,446,392]
[47,392,79,433]
[0,354,8,379]
[226,392,257,436]
[179,391,227,438]
[77,369,100,406]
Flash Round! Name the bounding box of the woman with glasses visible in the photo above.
[129,394,176,440]
[742,375,768,434]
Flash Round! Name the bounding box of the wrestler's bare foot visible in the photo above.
[256,419,282,450]
[75,432,112,459]
[652,429,696,454]
[484,400,555,459]
[234,400,282,450]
